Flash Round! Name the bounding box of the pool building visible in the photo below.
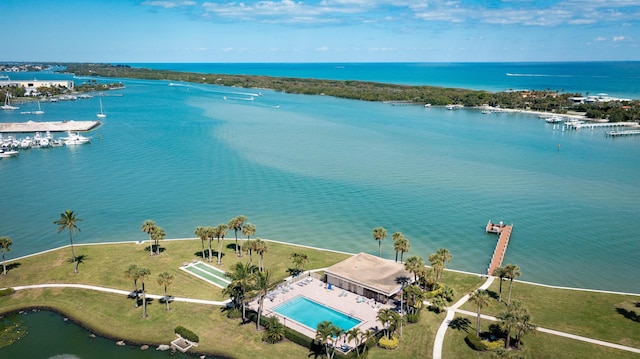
[325,252,414,303]
[252,253,412,341]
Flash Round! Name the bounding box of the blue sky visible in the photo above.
[2,0,639,62]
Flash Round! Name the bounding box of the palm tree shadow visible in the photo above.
[486,290,499,300]
[448,316,472,332]
[67,254,88,269]
[307,340,324,358]
[4,262,21,273]
[193,251,205,259]
[225,243,236,250]
[144,246,166,254]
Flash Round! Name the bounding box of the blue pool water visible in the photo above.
[273,296,361,331]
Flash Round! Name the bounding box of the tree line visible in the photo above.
[57,63,640,121]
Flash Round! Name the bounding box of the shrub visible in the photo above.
[226,308,242,319]
[425,287,443,299]
[378,335,399,350]
[0,288,15,297]
[465,332,487,351]
[482,339,506,350]
[174,326,199,343]
[262,316,285,344]
[406,311,420,323]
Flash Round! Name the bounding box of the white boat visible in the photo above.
[97,98,106,118]
[20,137,33,149]
[2,91,19,110]
[62,131,91,145]
[33,100,44,115]
[0,148,19,158]
[545,116,563,123]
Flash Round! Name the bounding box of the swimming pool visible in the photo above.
[273,296,361,331]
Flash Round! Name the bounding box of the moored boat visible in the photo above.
[62,131,91,145]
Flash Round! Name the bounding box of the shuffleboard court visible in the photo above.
[181,261,231,288]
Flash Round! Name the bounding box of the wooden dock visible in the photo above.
[0,120,101,133]
[486,220,513,275]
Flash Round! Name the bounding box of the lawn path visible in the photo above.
[12,283,230,306]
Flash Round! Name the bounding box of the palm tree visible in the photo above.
[429,296,447,313]
[359,329,374,356]
[205,226,216,263]
[125,264,141,293]
[195,226,207,259]
[469,289,491,337]
[246,239,256,265]
[215,223,228,265]
[492,266,507,303]
[157,271,174,311]
[254,238,269,272]
[262,315,286,343]
[228,215,247,256]
[0,236,12,275]
[223,261,257,322]
[151,226,165,256]
[376,308,394,339]
[392,232,404,262]
[240,222,256,258]
[315,320,339,358]
[54,210,82,274]
[396,236,410,262]
[429,248,452,283]
[138,266,151,318]
[255,269,271,331]
[290,252,309,275]
[497,306,518,349]
[513,303,535,349]
[372,227,387,257]
[404,256,425,283]
[504,264,522,305]
[346,327,362,357]
[141,220,157,256]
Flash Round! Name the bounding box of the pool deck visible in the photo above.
[248,276,391,346]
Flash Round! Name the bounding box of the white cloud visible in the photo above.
[141,0,640,29]
[142,1,196,9]
[613,36,625,41]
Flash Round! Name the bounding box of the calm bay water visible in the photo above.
[0,311,196,359]
[1,63,639,295]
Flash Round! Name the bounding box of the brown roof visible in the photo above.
[325,252,413,297]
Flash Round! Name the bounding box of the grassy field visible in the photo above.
[458,279,640,349]
[444,313,640,359]
[0,239,638,358]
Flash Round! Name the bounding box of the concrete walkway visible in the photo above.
[454,309,640,355]
[432,275,640,358]
[432,276,495,359]
[12,283,230,306]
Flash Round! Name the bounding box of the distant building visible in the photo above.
[568,93,631,106]
[0,78,74,96]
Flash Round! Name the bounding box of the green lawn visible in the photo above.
[458,279,640,349]
[0,239,638,358]
[443,313,640,359]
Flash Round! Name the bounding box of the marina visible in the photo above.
[606,129,640,137]
[485,220,513,276]
[565,121,638,130]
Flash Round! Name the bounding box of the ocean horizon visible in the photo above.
[1,62,639,294]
